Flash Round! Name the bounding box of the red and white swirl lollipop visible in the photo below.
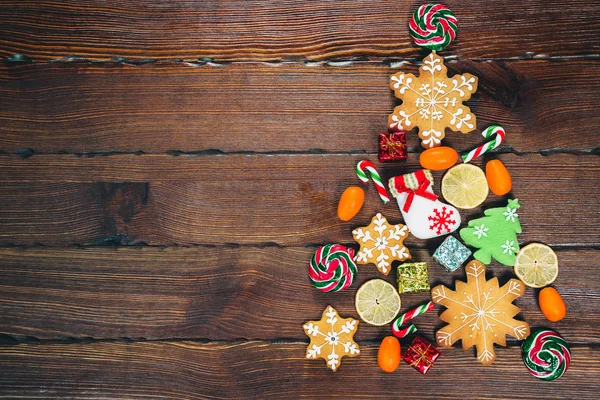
[409,4,458,51]
[309,244,358,292]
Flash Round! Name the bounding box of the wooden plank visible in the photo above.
[0,247,596,343]
[0,1,598,61]
[0,60,599,153]
[0,154,597,246]
[0,341,597,399]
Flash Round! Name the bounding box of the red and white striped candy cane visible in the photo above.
[392,323,417,339]
[461,125,506,163]
[391,300,434,338]
[356,160,390,204]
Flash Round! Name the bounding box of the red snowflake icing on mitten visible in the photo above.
[428,207,456,235]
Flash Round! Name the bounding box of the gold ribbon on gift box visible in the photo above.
[409,343,433,368]
[382,135,406,157]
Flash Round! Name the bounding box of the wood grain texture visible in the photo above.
[0,0,599,61]
[1,341,597,399]
[0,247,597,343]
[0,154,597,246]
[1,60,599,153]
[0,0,598,397]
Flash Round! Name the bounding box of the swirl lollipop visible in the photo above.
[309,244,357,292]
[409,3,458,51]
[522,329,571,381]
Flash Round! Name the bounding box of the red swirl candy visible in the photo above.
[309,244,357,292]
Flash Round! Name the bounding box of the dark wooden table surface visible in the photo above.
[0,1,599,398]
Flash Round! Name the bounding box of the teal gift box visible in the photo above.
[433,235,471,272]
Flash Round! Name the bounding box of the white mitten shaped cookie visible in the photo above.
[389,170,461,239]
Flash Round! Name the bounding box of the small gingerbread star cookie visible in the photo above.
[303,305,360,372]
[352,213,411,275]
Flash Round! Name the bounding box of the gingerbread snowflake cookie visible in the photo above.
[352,213,410,275]
[303,305,360,372]
[388,52,478,148]
[432,260,530,365]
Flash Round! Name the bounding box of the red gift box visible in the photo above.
[403,336,440,374]
[378,131,407,162]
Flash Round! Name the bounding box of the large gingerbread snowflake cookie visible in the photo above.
[388,52,478,148]
[352,213,411,275]
[303,305,360,372]
[432,260,530,365]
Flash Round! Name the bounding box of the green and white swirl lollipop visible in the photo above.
[522,329,571,381]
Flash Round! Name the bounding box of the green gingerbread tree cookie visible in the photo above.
[460,199,522,266]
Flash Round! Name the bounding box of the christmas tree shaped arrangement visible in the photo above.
[460,199,522,266]
[303,3,542,372]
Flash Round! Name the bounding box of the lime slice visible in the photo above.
[442,163,489,209]
[355,279,401,326]
[514,243,559,288]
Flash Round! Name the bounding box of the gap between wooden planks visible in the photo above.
[0,0,598,61]
[0,60,599,153]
